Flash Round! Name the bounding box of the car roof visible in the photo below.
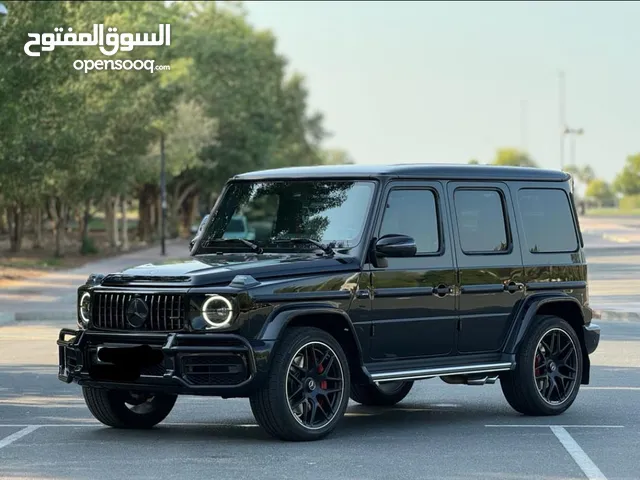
[233,163,570,182]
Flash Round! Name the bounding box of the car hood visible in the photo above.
[98,252,360,288]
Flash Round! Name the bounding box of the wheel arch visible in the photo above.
[504,293,591,384]
[257,304,369,384]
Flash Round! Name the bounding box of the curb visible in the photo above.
[0,311,76,327]
[592,309,640,323]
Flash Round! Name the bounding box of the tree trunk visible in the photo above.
[156,193,162,238]
[137,187,147,243]
[113,194,120,248]
[0,207,7,235]
[184,192,200,234]
[170,183,198,238]
[8,204,25,253]
[53,198,66,258]
[104,196,113,249]
[104,196,119,249]
[32,206,43,249]
[120,196,129,251]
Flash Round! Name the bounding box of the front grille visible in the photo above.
[181,354,248,386]
[92,292,185,331]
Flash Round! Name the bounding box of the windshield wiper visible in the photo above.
[206,238,264,254]
[272,237,335,255]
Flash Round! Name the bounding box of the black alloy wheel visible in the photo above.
[82,387,177,428]
[286,341,345,430]
[533,327,579,405]
[249,326,351,441]
[500,315,583,416]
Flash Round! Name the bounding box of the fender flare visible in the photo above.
[256,302,367,378]
[503,293,587,355]
[503,293,591,383]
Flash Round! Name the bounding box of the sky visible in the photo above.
[242,1,639,182]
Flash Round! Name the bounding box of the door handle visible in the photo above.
[504,281,523,293]
[434,284,452,297]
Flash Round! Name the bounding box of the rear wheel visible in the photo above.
[82,387,177,428]
[500,315,583,416]
[350,380,414,406]
[250,326,350,441]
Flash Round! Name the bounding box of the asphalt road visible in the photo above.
[0,317,638,479]
[1,221,639,480]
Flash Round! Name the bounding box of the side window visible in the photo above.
[454,189,509,254]
[379,189,440,254]
[517,188,578,253]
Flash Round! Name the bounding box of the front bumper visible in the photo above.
[57,328,274,397]
[583,322,601,354]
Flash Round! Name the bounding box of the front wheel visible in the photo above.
[250,326,351,441]
[500,315,583,416]
[82,387,177,429]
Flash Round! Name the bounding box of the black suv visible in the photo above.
[57,164,601,441]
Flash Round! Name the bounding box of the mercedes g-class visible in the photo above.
[57,163,600,441]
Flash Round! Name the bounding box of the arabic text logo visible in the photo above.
[24,23,171,57]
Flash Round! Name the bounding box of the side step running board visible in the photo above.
[370,362,514,383]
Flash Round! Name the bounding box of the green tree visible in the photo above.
[585,179,615,206]
[491,148,538,167]
[613,153,640,196]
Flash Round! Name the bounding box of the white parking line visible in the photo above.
[551,426,607,480]
[485,424,623,428]
[0,425,40,450]
[486,424,612,480]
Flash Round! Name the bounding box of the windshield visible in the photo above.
[195,179,376,253]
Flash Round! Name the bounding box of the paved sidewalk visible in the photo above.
[0,240,191,326]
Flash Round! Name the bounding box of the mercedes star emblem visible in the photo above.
[126,297,149,328]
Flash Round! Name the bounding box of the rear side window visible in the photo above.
[454,189,509,254]
[517,188,578,253]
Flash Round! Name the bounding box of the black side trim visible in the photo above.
[252,291,351,303]
[526,281,587,291]
[373,287,434,297]
[460,284,504,294]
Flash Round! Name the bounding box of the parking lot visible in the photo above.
[1,226,639,480]
[0,316,638,480]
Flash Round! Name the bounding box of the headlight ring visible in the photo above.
[202,294,234,328]
[79,292,91,325]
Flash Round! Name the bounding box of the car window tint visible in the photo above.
[518,188,578,253]
[454,189,508,253]
[379,189,440,253]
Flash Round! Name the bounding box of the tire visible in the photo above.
[82,387,178,429]
[350,380,414,406]
[500,315,583,416]
[249,326,351,441]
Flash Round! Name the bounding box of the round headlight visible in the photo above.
[202,295,234,328]
[79,292,91,325]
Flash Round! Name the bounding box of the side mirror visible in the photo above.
[375,234,417,257]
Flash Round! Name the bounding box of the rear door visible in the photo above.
[446,181,525,354]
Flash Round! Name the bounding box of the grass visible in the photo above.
[585,208,640,217]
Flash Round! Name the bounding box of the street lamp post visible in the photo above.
[564,127,584,166]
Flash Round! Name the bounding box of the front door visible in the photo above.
[369,180,458,361]
[446,181,525,354]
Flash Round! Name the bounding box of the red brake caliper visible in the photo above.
[318,364,327,389]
